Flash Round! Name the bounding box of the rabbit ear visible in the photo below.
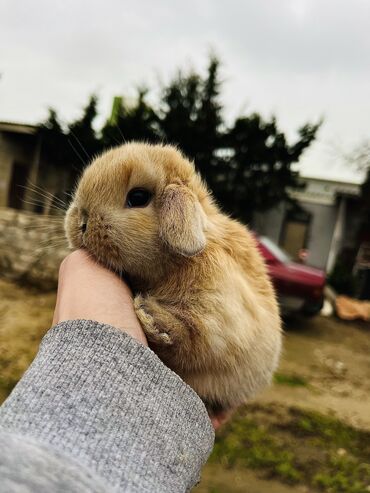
[159,184,207,257]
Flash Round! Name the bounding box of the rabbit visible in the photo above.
[65,142,282,414]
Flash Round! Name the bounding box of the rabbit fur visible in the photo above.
[65,142,282,413]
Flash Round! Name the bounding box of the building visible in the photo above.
[253,176,362,272]
[0,121,41,209]
[0,121,364,275]
[0,121,68,213]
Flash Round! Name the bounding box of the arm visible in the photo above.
[0,251,214,493]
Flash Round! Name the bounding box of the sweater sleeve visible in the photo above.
[0,320,214,493]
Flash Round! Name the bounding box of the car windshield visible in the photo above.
[259,236,292,263]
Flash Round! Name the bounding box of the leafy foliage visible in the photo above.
[346,141,370,242]
[102,90,159,148]
[39,109,69,169]
[159,57,224,178]
[39,57,319,221]
[66,95,102,177]
[219,116,319,221]
[359,167,370,240]
[39,96,101,186]
[209,404,370,493]
[273,372,308,387]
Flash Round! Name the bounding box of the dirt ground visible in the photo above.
[261,315,370,431]
[0,279,55,402]
[0,279,369,492]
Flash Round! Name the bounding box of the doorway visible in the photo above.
[7,161,30,210]
[280,208,311,261]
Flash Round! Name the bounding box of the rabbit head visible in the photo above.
[65,143,209,283]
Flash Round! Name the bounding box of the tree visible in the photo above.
[38,57,319,224]
[218,117,320,222]
[327,142,370,295]
[157,57,319,222]
[39,109,69,169]
[66,95,101,180]
[101,90,159,148]
[158,57,223,176]
[39,96,101,188]
[360,169,370,236]
[348,141,370,240]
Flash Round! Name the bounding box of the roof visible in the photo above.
[300,174,365,186]
[0,121,39,135]
[289,175,361,206]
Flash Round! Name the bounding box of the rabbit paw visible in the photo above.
[134,295,173,345]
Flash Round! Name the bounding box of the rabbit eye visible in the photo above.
[126,188,152,208]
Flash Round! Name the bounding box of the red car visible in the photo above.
[256,235,326,316]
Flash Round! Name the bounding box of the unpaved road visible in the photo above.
[196,315,370,493]
[196,465,310,493]
[0,279,369,492]
[261,315,370,431]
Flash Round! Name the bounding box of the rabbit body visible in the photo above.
[65,143,282,412]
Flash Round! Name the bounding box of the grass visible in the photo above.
[273,372,308,387]
[313,455,370,493]
[207,404,370,493]
[287,407,370,459]
[211,417,302,483]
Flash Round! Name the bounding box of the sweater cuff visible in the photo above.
[0,320,214,492]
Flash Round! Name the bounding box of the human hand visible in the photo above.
[52,249,147,346]
[53,250,232,429]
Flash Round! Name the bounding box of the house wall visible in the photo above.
[0,132,39,208]
[0,131,69,213]
[301,201,337,270]
[253,200,338,271]
[28,158,71,213]
[252,202,286,244]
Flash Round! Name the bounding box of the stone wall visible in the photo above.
[0,207,69,290]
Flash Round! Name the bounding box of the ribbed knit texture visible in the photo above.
[0,320,214,492]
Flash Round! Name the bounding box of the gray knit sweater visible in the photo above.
[0,320,214,492]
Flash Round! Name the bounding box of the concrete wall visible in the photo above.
[252,202,286,244]
[253,200,339,270]
[301,201,337,269]
[0,207,68,289]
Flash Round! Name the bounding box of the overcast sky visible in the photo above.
[1,0,369,182]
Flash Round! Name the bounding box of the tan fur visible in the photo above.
[65,142,282,412]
